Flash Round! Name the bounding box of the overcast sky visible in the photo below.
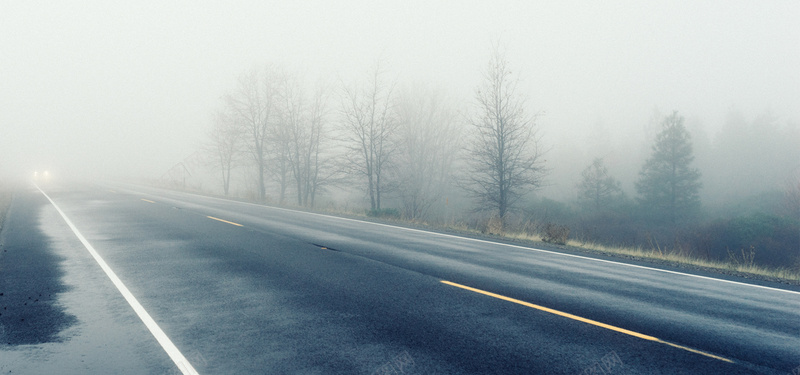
[2,1,798,182]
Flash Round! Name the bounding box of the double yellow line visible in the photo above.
[440,280,734,363]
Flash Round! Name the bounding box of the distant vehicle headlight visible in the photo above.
[33,170,52,180]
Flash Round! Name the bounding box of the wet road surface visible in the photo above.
[1,182,798,374]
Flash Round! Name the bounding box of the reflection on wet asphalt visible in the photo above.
[0,191,76,345]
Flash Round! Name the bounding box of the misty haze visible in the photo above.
[1,2,799,374]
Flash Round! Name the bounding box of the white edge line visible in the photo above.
[117,183,800,296]
[269,206,800,296]
[36,183,199,375]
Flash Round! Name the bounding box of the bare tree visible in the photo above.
[463,45,546,227]
[271,71,293,205]
[393,86,460,220]
[339,65,397,211]
[225,66,278,201]
[205,108,243,196]
[277,73,305,205]
[278,75,334,207]
[304,85,337,207]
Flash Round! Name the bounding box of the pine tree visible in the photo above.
[636,112,702,224]
[578,158,623,212]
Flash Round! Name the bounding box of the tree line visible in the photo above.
[205,46,546,229]
[544,110,798,269]
[207,50,704,229]
[199,46,798,269]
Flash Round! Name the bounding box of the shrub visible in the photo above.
[690,213,800,268]
[542,223,570,245]
[486,215,504,235]
[474,214,505,235]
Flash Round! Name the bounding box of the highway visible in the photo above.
[1,182,798,374]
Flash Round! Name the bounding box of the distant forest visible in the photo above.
[163,48,799,271]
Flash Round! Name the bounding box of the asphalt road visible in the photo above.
[1,182,798,374]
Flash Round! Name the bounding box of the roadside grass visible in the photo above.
[317,208,800,283]
[337,212,798,283]
[350,214,800,284]
[561,239,800,283]
[463,226,799,283]
[154,185,800,284]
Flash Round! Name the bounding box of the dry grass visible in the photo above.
[416,221,798,283]
[437,217,799,283]
[171,188,800,284]
[564,239,800,283]
[506,231,544,243]
[319,206,800,283]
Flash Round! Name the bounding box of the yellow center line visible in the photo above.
[440,280,734,363]
[207,216,243,227]
[141,199,155,203]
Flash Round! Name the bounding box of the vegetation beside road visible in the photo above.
[434,217,799,284]
[564,239,800,284]
[159,181,799,285]
[257,196,800,285]
[161,44,800,286]
[394,214,800,284]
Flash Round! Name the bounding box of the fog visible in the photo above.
[2,1,798,200]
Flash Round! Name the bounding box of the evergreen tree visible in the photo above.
[578,158,623,212]
[636,112,702,224]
